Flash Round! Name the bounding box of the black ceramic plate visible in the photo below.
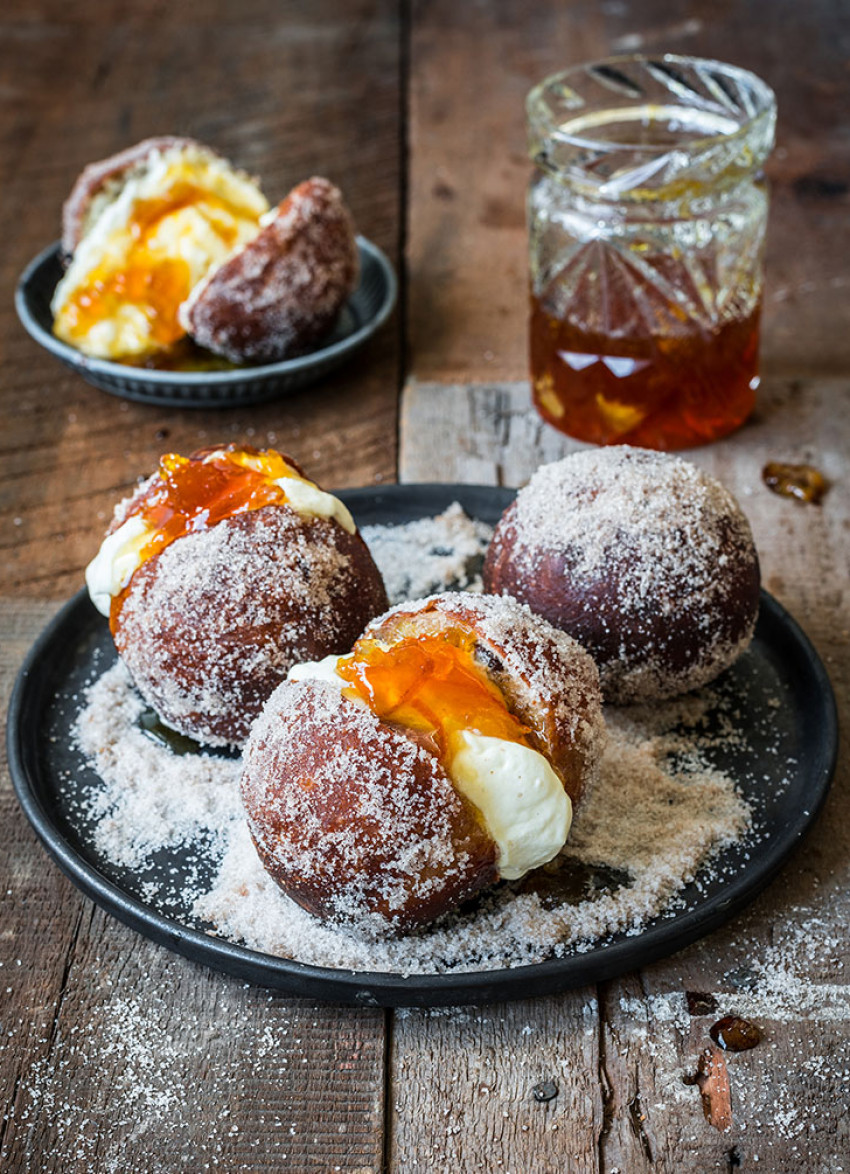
[6,485,838,1007]
[15,238,396,408]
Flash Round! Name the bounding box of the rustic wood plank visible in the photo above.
[390,996,603,1173]
[7,915,387,1173]
[398,372,850,1171]
[407,0,850,384]
[1,0,401,600]
[0,600,88,1172]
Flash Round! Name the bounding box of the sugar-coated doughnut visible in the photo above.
[60,136,206,262]
[53,139,269,360]
[87,446,388,746]
[54,140,358,366]
[483,447,760,704]
[179,177,359,363]
[240,591,604,935]
[242,678,501,936]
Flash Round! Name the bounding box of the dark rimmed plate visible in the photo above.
[6,484,838,1007]
[15,237,396,408]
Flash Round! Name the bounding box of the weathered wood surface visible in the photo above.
[3,0,850,1170]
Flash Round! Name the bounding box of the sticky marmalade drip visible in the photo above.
[336,629,532,769]
[109,446,304,632]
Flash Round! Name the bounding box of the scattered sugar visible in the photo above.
[69,507,753,977]
[361,503,492,604]
[76,663,241,871]
[193,696,749,973]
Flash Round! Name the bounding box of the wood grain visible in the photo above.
[390,996,603,1173]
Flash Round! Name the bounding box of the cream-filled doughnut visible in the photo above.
[87,445,388,746]
[240,592,604,935]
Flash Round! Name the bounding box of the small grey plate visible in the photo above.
[15,237,396,408]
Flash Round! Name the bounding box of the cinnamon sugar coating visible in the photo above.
[241,680,500,937]
[179,177,359,362]
[365,591,604,807]
[483,448,761,704]
[113,504,388,747]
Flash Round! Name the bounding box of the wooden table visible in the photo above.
[2,2,848,1170]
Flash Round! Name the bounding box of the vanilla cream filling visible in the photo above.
[86,454,355,615]
[449,731,571,879]
[286,655,572,879]
[86,514,152,617]
[52,145,269,358]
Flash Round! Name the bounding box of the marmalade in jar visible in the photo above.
[526,55,776,450]
[530,296,761,449]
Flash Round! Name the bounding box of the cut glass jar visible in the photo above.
[527,55,777,449]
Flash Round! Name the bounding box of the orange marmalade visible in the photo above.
[530,297,761,450]
[109,446,305,630]
[336,629,532,766]
[59,182,255,350]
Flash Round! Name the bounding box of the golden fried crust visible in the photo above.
[241,680,500,935]
[179,177,359,363]
[113,505,389,747]
[363,592,604,808]
[60,136,200,261]
[482,452,761,704]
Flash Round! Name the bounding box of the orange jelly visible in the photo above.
[336,629,531,767]
[109,446,303,631]
[530,296,761,450]
[62,182,245,349]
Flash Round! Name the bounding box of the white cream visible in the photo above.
[287,655,572,879]
[52,144,268,358]
[275,478,355,534]
[287,654,367,708]
[85,514,154,616]
[448,732,572,880]
[287,654,351,686]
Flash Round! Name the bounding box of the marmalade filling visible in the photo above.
[58,182,259,351]
[109,446,305,630]
[336,628,532,771]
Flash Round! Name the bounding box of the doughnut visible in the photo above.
[180,177,359,363]
[53,139,358,365]
[53,138,269,360]
[240,591,604,935]
[86,445,388,746]
[483,447,761,704]
[60,136,205,261]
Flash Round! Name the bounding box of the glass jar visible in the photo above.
[526,55,776,450]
